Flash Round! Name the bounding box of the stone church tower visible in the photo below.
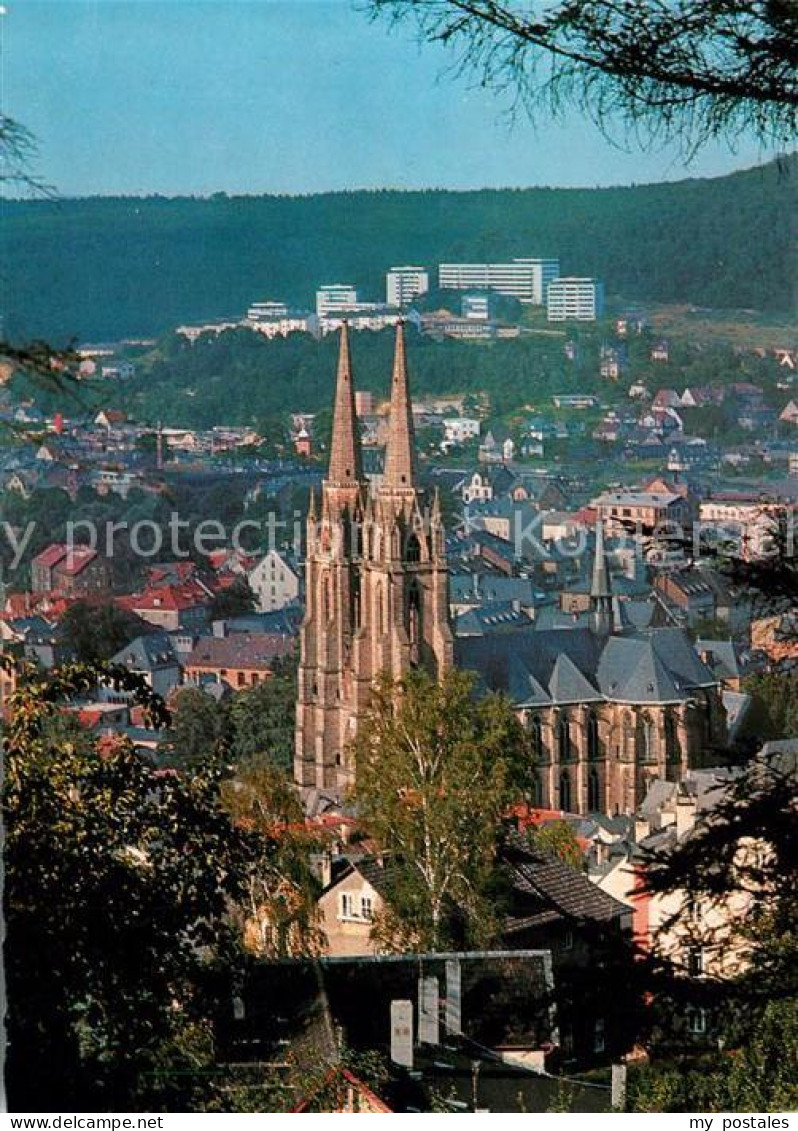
[295,323,453,797]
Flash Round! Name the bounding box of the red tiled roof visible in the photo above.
[33,543,69,569]
[123,581,211,613]
[58,546,98,576]
[31,543,98,576]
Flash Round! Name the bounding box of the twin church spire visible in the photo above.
[327,322,363,488]
[296,321,453,799]
[327,321,416,494]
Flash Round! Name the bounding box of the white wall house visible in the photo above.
[443,417,481,445]
[248,549,300,613]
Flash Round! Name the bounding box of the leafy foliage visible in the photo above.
[0,656,278,1110]
[59,599,151,663]
[527,819,584,870]
[228,656,298,770]
[627,1000,798,1112]
[642,752,798,1043]
[352,668,533,950]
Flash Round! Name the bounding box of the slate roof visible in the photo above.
[508,856,629,926]
[185,632,295,670]
[456,625,715,708]
[111,632,179,672]
[455,602,533,637]
[695,638,747,681]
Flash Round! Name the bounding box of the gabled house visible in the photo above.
[31,543,111,597]
[183,631,295,689]
[247,549,301,613]
[110,632,182,697]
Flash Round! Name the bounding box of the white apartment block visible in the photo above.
[438,258,560,305]
[247,300,289,320]
[247,549,300,613]
[461,293,491,320]
[443,417,481,444]
[319,308,419,336]
[386,266,429,307]
[547,277,605,322]
[246,310,318,340]
[316,284,359,317]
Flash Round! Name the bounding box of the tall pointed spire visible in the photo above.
[382,322,417,489]
[590,516,613,636]
[328,323,363,486]
[591,516,611,599]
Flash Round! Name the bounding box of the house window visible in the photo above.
[687,946,705,978]
[594,1017,606,1054]
[361,896,373,921]
[563,929,574,951]
[687,1007,707,1035]
[340,893,355,919]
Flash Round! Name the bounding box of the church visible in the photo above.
[295,325,726,815]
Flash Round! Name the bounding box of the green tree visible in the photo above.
[0,656,273,1111]
[208,577,257,621]
[527,819,584,870]
[163,686,231,768]
[740,671,798,741]
[352,668,532,950]
[229,656,298,770]
[642,750,797,1057]
[220,761,324,958]
[59,600,150,663]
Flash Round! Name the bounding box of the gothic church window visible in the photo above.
[559,771,572,812]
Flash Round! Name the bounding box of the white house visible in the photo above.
[443,417,481,445]
[247,549,300,613]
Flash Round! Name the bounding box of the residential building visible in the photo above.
[316,285,358,317]
[438,258,560,305]
[31,543,111,597]
[247,549,301,613]
[419,312,496,340]
[461,292,491,320]
[183,632,295,689]
[245,305,318,339]
[319,307,408,335]
[385,266,429,308]
[110,633,182,698]
[443,417,480,446]
[547,278,605,322]
[118,582,211,632]
[593,490,691,536]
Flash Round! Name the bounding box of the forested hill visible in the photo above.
[2,158,795,342]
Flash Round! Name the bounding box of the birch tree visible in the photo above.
[352,668,532,951]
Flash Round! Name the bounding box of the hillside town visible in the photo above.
[2,304,796,1109]
[2,0,795,1114]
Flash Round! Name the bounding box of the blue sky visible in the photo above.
[1,0,775,197]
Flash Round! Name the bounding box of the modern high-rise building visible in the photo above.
[438,258,560,305]
[316,284,359,317]
[386,266,429,307]
[547,277,605,322]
